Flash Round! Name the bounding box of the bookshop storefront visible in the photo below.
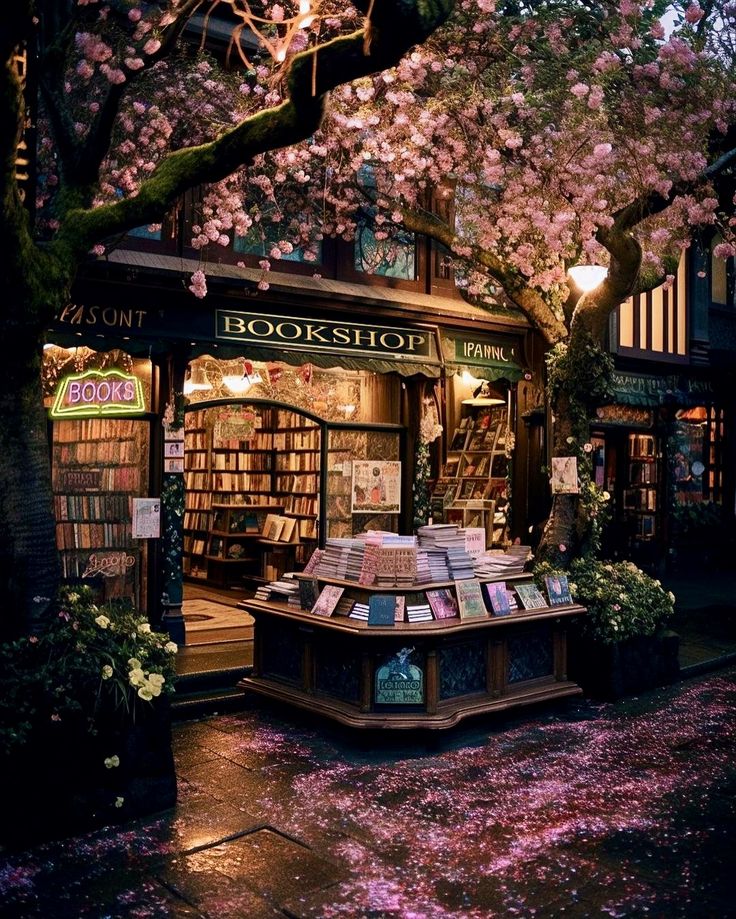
[44,295,529,617]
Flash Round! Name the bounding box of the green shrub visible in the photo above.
[0,586,177,756]
[535,558,675,645]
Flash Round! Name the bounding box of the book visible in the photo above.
[455,579,487,619]
[426,588,459,620]
[394,595,406,623]
[311,585,345,616]
[544,574,573,606]
[279,517,297,543]
[368,594,397,626]
[514,582,548,610]
[483,581,512,616]
[302,548,324,574]
[298,577,319,612]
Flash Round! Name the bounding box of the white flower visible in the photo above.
[114,796,124,808]
[164,642,178,654]
[602,491,611,501]
[128,667,146,687]
[149,683,162,697]
[583,443,593,453]
[138,685,154,701]
[138,622,151,634]
[128,658,142,669]
[101,664,113,680]
[67,592,80,604]
[104,755,120,769]
[148,673,165,687]
[566,436,575,444]
[95,615,110,629]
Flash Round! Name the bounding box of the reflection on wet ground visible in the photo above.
[1,668,735,917]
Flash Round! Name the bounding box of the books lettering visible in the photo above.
[514,582,548,610]
[455,579,487,619]
[483,581,512,616]
[426,588,459,620]
[544,574,573,606]
[311,585,344,617]
[368,595,397,626]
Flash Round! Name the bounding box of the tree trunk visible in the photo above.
[0,316,59,638]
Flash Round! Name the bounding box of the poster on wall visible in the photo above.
[351,461,401,514]
[132,498,161,539]
[550,456,579,494]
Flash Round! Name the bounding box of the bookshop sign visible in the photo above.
[51,369,146,418]
[216,310,433,362]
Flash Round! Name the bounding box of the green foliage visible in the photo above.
[0,586,177,756]
[546,335,614,426]
[536,558,675,645]
[671,500,722,535]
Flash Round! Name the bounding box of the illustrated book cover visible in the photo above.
[311,585,345,617]
[426,588,459,620]
[544,574,573,606]
[455,579,488,619]
[483,581,512,616]
[515,582,548,610]
[368,594,397,626]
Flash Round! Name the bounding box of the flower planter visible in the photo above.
[568,629,680,700]
[0,700,176,848]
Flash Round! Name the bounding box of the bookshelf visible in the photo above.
[623,433,658,540]
[183,406,320,582]
[52,417,150,610]
[437,403,510,546]
[238,571,585,730]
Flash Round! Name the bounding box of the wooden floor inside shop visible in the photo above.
[178,581,255,675]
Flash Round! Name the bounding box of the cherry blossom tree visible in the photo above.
[222,0,736,563]
[1,0,454,633]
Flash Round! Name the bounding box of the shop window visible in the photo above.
[671,406,724,506]
[353,218,417,281]
[234,216,321,264]
[616,256,687,359]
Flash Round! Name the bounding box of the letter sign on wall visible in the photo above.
[51,369,145,418]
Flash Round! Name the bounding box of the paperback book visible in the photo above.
[311,585,345,617]
[455,579,488,619]
[426,588,459,620]
[483,581,512,616]
[368,594,397,626]
[514,582,548,610]
[544,574,573,606]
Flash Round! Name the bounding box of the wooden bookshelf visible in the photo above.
[52,417,150,610]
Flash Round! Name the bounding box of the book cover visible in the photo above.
[266,517,286,541]
[311,585,345,617]
[515,582,548,610]
[279,517,297,543]
[544,574,573,606]
[394,595,406,622]
[426,588,459,620]
[302,548,324,575]
[483,581,512,616]
[455,579,487,619]
[368,594,397,626]
[298,577,319,611]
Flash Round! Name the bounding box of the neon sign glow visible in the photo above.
[51,369,145,418]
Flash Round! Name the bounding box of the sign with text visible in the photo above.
[132,499,161,539]
[51,369,145,418]
[375,648,424,705]
[351,460,401,514]
[216,310,433,361]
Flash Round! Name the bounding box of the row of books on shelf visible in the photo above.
[185,430,208,450]
[55,441,140,465]
[59,550,139,579]
[276,453,319,471]
[284,496,318,517]
[274,473,318,492]
[53,465,142,493]
[629,434,656,458]
[54,419,142,442]
[624,488,657,511]
[212,472,271,492]
[185,491,212,511]
[273,430,319,451]
[184,453,209,470]
[183,510,211,531]
[56,522,131,550]
[254,572,573,623]
[54,494,131,521]
[212,452,272,471]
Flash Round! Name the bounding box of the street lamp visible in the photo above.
[567,264,608,292]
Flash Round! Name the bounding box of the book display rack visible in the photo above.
[52,417,150,609]
[239,566,585,730]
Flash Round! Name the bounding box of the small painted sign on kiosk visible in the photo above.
[375,648,424,704]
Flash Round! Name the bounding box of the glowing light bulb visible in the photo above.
[568,264,608,292]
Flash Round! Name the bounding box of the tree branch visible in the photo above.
[54,0,455,261]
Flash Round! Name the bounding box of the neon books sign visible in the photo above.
[51,369,145,418]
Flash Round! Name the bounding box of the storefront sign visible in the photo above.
[216,310,432,361]
[51,369,145,418]
[453,334,516,366]
[82,551,136,578]
[611,371,715,407]
[375,648,424,704]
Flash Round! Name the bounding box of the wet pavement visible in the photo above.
[1,668,736,918]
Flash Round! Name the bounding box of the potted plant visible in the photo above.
[0,586,178,846]
[536,558,679,699]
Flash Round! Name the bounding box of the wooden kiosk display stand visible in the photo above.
[238,574,585,730]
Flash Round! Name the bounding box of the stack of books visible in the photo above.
[254,575,299,603]
[348,601,370,621]
[406,593,433,622]
[473,545,531,579]
[447,546,476,580]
